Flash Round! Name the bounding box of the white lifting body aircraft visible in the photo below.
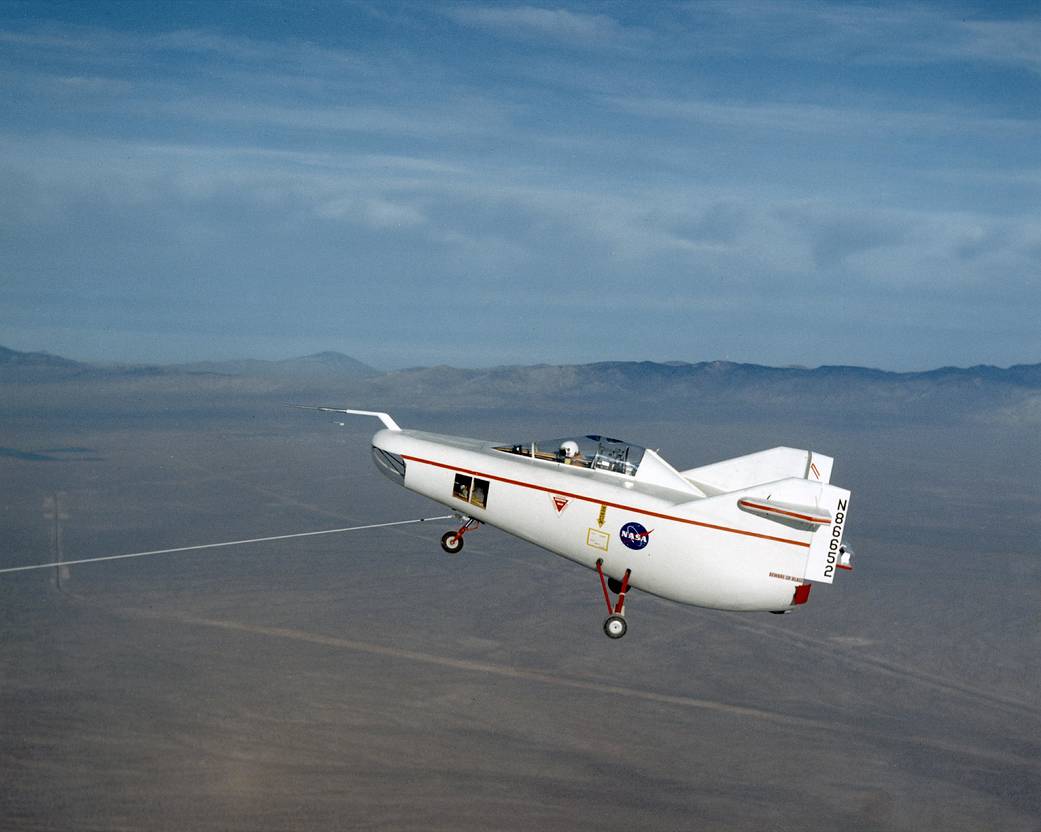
[321,409,853,639]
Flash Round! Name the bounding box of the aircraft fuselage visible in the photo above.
[372,428,832,613]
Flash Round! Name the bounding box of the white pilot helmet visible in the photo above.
[560,440,580,458]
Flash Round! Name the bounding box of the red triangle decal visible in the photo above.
[551,496,570,513]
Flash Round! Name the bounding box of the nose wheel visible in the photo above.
[596,559,632,639]
[440,517,480,554]
[440,531,464,553]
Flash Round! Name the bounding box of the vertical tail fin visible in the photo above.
[804,486,851,583]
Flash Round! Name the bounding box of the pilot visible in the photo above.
[560,440,585,465]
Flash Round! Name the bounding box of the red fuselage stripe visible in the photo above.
[401,453,810,548]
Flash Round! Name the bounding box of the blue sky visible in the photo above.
[1,1,1038,369]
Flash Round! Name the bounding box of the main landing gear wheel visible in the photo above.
[595,558,633,639]
[440,532,463,554]
[603,614,627,639]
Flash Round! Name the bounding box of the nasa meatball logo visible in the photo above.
[619,521,651,550]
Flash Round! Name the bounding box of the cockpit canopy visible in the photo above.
[496,434,646,477]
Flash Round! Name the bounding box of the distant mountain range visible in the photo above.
[0,345,84,371]
[0,346,379,382]
[177,351,379,379]
[3,345,1040,424]
[3,345,1039,386]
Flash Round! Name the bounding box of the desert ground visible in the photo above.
[2,385,1039,830]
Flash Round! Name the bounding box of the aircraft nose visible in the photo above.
[371,428,406,485]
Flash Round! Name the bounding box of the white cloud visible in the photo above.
[682,1,1041,73]
[0,22,366,70]
[149,96,512,138]
[445,4,641,49]
[608,94,1041,138]
[317,196,428,230]
[958,19,1041,72]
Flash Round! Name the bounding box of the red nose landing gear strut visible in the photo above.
[440,517,480,554]
[596,558,631,639]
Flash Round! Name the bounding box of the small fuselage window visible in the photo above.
[454,472,489,509]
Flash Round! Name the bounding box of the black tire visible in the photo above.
[440,531,463,554]
[603,614,627,639]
